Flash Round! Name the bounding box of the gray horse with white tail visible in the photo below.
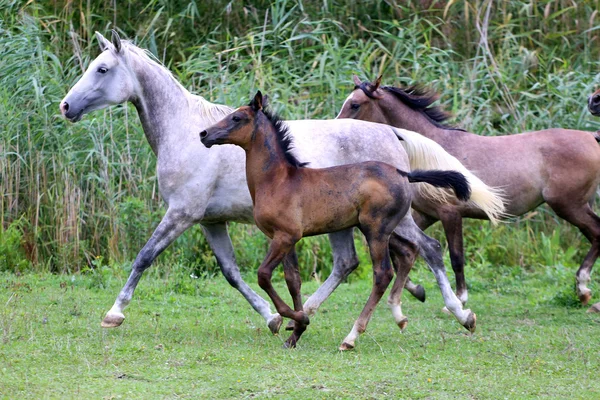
[60,31,503,336]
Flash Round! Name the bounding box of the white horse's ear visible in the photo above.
[353,75,362,87]
[111,29,122,53]
[95,31,111,52]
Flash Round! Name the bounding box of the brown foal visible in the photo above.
[339,76,600,312]
[200,91,472,349]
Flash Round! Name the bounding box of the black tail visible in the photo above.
[398,169,471,201]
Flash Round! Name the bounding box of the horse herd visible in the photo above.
[59,30,600,350]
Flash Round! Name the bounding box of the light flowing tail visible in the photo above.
[392,127,506,224]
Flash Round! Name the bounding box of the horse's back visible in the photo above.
[286,119,410,170]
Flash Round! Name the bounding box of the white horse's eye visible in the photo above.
[97,67,108,74]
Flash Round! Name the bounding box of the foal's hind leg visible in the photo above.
[282,247,308,347]
[340,234,394,351]
[546,201,600,308]
[102,209,193,328]
[202,223,282,334]
[387,231,419,331]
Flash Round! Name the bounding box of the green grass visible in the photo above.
[2,266,600,399]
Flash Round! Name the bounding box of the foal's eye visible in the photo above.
[350,103,360,110]
[97,67,108,74]
[232,116,241,122]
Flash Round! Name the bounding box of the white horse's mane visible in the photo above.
[121,40,234,124]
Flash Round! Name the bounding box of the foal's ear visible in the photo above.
[352,75,362,87]
[111,29,122,53]
[372,75,383,90]
[251,90,263,111]
[95,31,111,52]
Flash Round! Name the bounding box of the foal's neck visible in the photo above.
[244,122,294,201]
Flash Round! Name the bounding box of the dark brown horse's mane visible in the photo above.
[258,106,309,168]
[357,82,465,132]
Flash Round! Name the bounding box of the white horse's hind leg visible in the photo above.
[301,229,359,315]
[102,210,193,328]
[202,223,282,334]
[395,222,476,332]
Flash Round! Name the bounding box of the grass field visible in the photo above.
[2,264,599,399]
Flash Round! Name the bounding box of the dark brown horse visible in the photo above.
[200,91,474,349]
[339,76,600,313]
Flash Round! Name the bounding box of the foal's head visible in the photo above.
[200,91,266,149]
[61,30,137,122]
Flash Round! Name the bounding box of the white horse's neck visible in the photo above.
[126,46,232,156]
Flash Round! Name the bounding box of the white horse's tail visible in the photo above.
[392,127,506,224]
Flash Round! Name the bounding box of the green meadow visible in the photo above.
[3,0,600,397]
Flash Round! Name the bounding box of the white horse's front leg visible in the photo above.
[202,223,282,334]
[302,229,359,315]
[102,209,193,328]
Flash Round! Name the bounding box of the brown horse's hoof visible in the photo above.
[579,291,592,306]
[101,313,124,328]
[586,302,600,313]
[463,312,477,333]
[283,338,297,349]
[339,342,355,351]
[413,285,426,303]
[285,319,295,331]
[268,315,283,335]
[397,317,408,332]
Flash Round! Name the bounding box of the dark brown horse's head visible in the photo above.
[200,91,264,149]
[336,75,388,124]
[588,88,600,116]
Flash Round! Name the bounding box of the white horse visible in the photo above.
[60,31,503,338]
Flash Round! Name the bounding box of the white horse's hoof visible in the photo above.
[267,314,283,335]
[101,312,125,328]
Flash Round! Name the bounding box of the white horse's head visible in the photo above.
[60,30,137,122]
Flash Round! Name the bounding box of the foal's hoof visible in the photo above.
[339,342,355,351]
[397,317,408,332]
[267,315,283,335]
[413,285,426,303]
[463,311,477,333]
[285,319,295,331]
[101,312,124,328]
[579,291,592,306]
[586,302,600,313]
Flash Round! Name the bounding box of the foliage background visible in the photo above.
[2,0,600,286]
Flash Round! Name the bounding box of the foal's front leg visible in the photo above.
[282,247,308,347]
[257,236,309,347]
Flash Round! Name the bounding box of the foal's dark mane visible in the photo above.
[356,82,465,132]
[257,106,309,168]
